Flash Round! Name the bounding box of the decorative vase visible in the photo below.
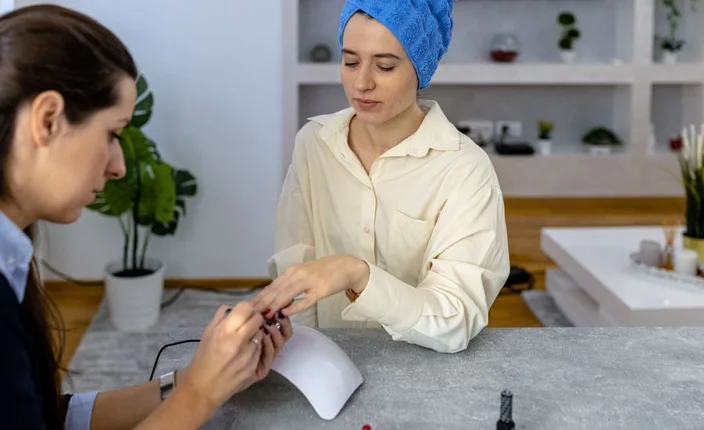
[310,44,332,63]
[682,234,704,263]
[489,32,520,63]
[104,257,165,332]
[560,49,576,63]
[537,139,552,155]
[662,51,678,64]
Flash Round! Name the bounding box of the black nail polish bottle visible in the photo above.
[496,389,515,430]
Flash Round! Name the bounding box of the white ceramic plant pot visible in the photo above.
[588,145,611,156]
[104,257,165,332]
[662,51,678,64]
[560,50,576,63]
[537,139,552,155]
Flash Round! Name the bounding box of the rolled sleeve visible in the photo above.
[340,262,422,329]
[64,391,98,430]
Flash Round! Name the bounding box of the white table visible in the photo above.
[540,226,704,327]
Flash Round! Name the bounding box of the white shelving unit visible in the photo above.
[281,0,704,197]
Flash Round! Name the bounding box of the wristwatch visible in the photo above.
[159,370,177,401]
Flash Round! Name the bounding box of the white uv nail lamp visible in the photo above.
[270,324,363,420]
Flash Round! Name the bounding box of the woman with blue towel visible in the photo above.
[255,0,510,354]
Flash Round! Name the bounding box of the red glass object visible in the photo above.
[490,50,518,62]
[490,32,520,63]
[669,136,683,151]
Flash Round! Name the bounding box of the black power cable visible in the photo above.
[148,339,201,381]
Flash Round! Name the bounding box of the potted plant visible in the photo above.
[659,37,685,64]
[677,124,704,261]
[537,120,554,155]
[557,11,580,63]
[656,0,697,64]
[87,73,198,332]
[581,126,622,155]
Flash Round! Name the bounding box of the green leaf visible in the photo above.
[131,74,154,127]
[86,177,134,217]
[131,109,152,128]
[137,162,176,226]
[173,169,197,197]
[136,74,148,97]
[135,92,154,113]
[152,210,180,236]
[120,125,159,165]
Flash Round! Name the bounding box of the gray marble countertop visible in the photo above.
[154,326,704,430]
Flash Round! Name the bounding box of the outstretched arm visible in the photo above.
[69,304,292,430]
[82,371,211,430]
[341,179,510,353]
[266,161,317,326]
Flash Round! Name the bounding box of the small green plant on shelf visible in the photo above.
[538,121,554,140]
[581,126,622,155]
[656,0,698,61]
[557,11,580,63]
[582,127,622,146]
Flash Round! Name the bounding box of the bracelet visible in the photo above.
[159,370,177,401]
[347,288,361,302]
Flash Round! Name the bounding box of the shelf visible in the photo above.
[650,83,703,155]
[283,0,703,196]
[296,62,704,85]
[420,84,632,153]
[649,142,678,156]
[649,64,704,84]
[296,63,635,85]
[488,153,680,197]
[487,143,628,159]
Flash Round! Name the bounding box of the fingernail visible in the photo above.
[277,311,284,319]
[224,308,232,317]
[266,319,272,326]
[264,308,271,314]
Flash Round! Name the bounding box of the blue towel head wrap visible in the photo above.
[338,0,454,90]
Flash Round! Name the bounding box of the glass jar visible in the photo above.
[490,32,520,63]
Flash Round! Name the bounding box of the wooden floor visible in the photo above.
[46,197,683,370]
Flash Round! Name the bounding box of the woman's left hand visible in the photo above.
[176,313,294,393]
[252,254,370,318]
[239,313,293,391]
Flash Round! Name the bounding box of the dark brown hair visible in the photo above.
[0,5,137,429]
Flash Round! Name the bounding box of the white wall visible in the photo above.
[15,0,285,279]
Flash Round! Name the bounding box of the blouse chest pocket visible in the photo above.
[382,209,435,285]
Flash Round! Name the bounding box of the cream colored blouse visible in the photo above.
[267,100,510,353]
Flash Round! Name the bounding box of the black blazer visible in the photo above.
[0,273,68,429]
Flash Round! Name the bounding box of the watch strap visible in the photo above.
[159,370,177,401]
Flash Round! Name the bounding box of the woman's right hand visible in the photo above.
[180,302,265,413]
